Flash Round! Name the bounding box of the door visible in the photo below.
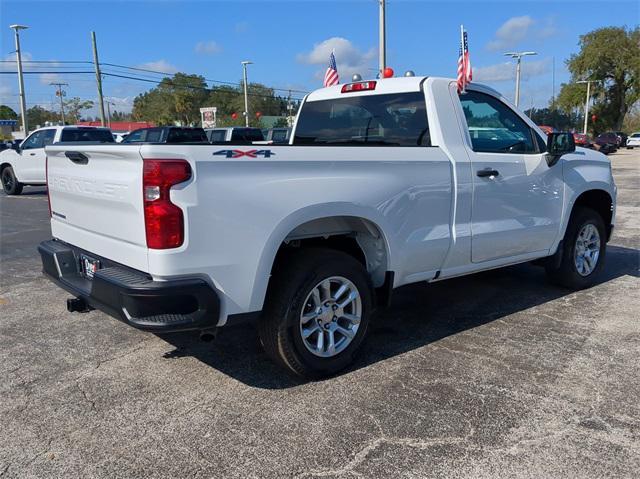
[17,129,55,183]
[458,90,564,263]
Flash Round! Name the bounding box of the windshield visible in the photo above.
[294,92,431,146]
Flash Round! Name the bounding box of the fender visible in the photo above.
[247,202,394,313]
[549,150,616,253]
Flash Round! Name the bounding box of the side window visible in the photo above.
[459,91,536,154]
[124,130,145,143]
[145,129,162,142]
[42,129,56,146]
[211,130,227,142]
[21,131,44,150]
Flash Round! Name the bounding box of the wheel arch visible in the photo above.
[572,189,614,240]
[248,203,393,312]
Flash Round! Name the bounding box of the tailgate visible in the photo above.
[46,144,148,271]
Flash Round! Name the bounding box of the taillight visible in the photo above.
[142,159,191,249]
[341,81,377,93]
[45,154,51,217]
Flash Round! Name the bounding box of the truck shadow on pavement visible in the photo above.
[158,244,639,389]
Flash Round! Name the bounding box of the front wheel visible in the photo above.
[259,248,373,379]
[546,207,606,289]
[1,166,23,195]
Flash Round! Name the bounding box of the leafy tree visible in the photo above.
[63,97,94,124]
[557,26,640,132]
[525,107,580,131]
[21,105,60,128]
[0,105,18,120]
[273,117,290,128]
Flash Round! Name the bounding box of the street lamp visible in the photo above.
[504,51,537,107]
[10,24,29,135]
[577,79,597,134]
[241,61,253,127]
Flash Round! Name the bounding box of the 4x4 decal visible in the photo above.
[213,149,275,159]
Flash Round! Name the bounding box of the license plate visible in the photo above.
[80,254,101,279]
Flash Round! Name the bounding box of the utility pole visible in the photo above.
[241,61,252,127]
[50,82,68,124]
[577,79,595,134]
[10,24,29,136]
[504,51,537,107]
[91,31,106,126]
[379,0,386,76]
[551,56,556,110]
[105,100,114,127]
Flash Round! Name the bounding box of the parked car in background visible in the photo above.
[595,132,619,154]
[205,127,264,143]
[264,127,292,144]
[614,131,627,147]
[0,126,114,195]
[626,132,640,149]
[573,133,594,148]
[122,127,208,144]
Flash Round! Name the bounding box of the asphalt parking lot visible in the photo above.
[1,149,639,478]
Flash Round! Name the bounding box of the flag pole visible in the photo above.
[460,24,465,93]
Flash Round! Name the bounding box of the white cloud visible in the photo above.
[486,16,558,52]
[297,37,376,80]
[474,58,550,83]
[137,60,178,74]
[195,41,222,55]
[487,16,535,52]
[104,96,134,113]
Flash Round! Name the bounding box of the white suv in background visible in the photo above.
[626,132,640,149]
[0,125,114,195]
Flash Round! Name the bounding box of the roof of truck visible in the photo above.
[306,76,502,102]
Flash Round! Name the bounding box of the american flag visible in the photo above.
[457,28,473,93]
[324,51,339,87]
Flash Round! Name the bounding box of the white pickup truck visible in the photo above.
[39,76,616,378]
[0,125,114,195]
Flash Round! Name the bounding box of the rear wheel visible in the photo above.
[546,207,606,289]
[259,248,373,379]
[1,166,23,195]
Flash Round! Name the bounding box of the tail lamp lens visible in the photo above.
[142,159,191,249]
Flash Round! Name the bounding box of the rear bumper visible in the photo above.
[38,239,220,333]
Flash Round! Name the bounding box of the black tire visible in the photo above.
[546,207,606,289]
[1,166,23,195]
[259,248,373,379]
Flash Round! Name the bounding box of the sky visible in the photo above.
[1,0,637,117]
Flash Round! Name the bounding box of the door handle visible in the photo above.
[477,168,500,178]
[30,153,36,156]
[65,151,89,165]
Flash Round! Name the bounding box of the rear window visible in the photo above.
[60,128,114,143]
[145,129,162,142]
[294,92,431,146]
[166,128,207,143]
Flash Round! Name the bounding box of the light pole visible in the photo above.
[50,82,68,124]
[379,0,386,76]
[577,79,596,134]
[105,100,117,127]
[241,61,252,127]
[10,24,29,135]
[504,51,537,107]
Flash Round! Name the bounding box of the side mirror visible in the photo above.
[546,132,575,166]
[11,142,21,153]
[547,132,575,156]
